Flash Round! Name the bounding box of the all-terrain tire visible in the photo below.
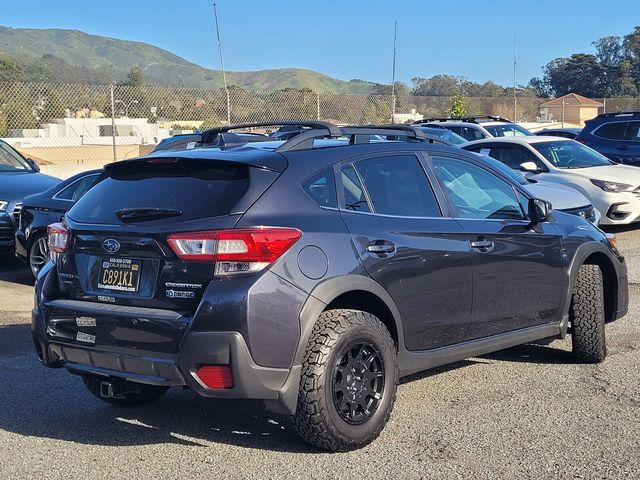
[570,264,606,363]
[293,309,398,451]
[83,376,169,407]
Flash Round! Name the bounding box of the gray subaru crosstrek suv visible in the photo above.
[32,122,628,451]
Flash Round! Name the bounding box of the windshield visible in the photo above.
[484,124,532,137]
[532,141,613,169]
[0,142,31,172]
[420,127,467,145]
[475,154,528,185]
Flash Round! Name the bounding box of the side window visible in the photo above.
[354,155,441,217]
[302,167,337,208]
[458,127,485,141]
[498,146,534,169]
[625,121,640,142]
[594,122,627,140]
[55,174,99,201]
[432,156,525,221]
[340,164,370,213]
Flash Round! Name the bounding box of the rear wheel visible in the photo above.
[28,235,49,278]
[82,376,169,407]
[570,264,607,363]
[293,309,398,451]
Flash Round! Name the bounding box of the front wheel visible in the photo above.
[570,264,607,363]
[293,309,398,451]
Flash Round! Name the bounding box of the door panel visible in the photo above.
[430,155,564,338]
[342,212,472,350]
[338,154,473,351]
[457,219,564,338]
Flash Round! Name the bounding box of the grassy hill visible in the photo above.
[0,26,376,93]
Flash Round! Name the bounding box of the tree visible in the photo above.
[120,67,145,87]
[449,94,468,117]
[412,75,464,96]
[539,54,608,97]
[623,26,640,94]
[371,82,409,97]
[0,57,25,83]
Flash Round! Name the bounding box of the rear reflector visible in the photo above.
[167,227,301,275]
[195,365,233,389]
[48,223,69,254]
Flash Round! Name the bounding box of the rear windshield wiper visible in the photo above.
[115,207,183,222]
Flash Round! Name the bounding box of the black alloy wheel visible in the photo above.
[332,341,385,425]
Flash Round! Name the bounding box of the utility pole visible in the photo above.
[513,34,517,121]
[110,85,117,162]
[390,20,398,124]
[214,3,231,125]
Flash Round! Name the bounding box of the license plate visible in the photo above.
[98,258,141,293]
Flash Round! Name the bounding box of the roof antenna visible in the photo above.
[214,2,231,125]
[513,33,517,122]
[390,20,398,124]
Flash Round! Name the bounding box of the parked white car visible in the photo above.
[475,154,601,225]
[463,136,640,225]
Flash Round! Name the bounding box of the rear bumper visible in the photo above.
[31,304,299,412]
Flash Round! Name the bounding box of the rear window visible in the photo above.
[68,159,251,224]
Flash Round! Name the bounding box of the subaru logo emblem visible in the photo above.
[102,239,120,254]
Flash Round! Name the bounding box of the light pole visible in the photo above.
[115,99,139,117]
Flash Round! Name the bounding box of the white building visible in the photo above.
[6,117,168,148]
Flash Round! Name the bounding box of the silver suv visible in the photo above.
[416,116,532,141]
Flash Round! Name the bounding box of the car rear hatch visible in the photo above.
[49,155,282,353]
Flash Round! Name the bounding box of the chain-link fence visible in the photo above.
[1,81,639,175]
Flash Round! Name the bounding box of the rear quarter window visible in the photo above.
[594,122,628,140]
[302,167,337,208]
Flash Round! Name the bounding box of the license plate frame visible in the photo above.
[97,257,141,293]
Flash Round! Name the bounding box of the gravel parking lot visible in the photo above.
[0,228,639,479]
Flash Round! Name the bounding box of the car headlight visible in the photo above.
[590,179,633,193]
[0,201,7,211]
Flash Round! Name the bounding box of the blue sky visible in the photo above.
[1,0,638,87]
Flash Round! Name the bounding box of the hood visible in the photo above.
[567,164,640,187]
[0,171,60,202]
[524,182,590,210]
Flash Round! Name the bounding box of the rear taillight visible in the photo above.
[167,227,302,276]
[48,223,69,254]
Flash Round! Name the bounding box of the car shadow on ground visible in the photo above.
[0,252,32,286]
[481,341,574,364]
[0,322,580,453]
[0,323,324,453]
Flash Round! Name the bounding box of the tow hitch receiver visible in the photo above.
[99,379,143,399]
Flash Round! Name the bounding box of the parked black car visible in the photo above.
[152,131,270,153]
[535,128,582,139]
[15,169,100,276]
[33,122,628,451]
[0,140,59,253]
[575,111,640,165]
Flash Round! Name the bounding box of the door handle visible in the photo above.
[366,240,396,255]
[618,145,629,150]
[470,238,494,252]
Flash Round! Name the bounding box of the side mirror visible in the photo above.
[520,161,540,173]
[528,198,552,224]
[27,158,40,172]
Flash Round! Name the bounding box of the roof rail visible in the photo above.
[200,121,342,145]
[276,123,452,151]
[415,115,513,124]
[595,111,640,118]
